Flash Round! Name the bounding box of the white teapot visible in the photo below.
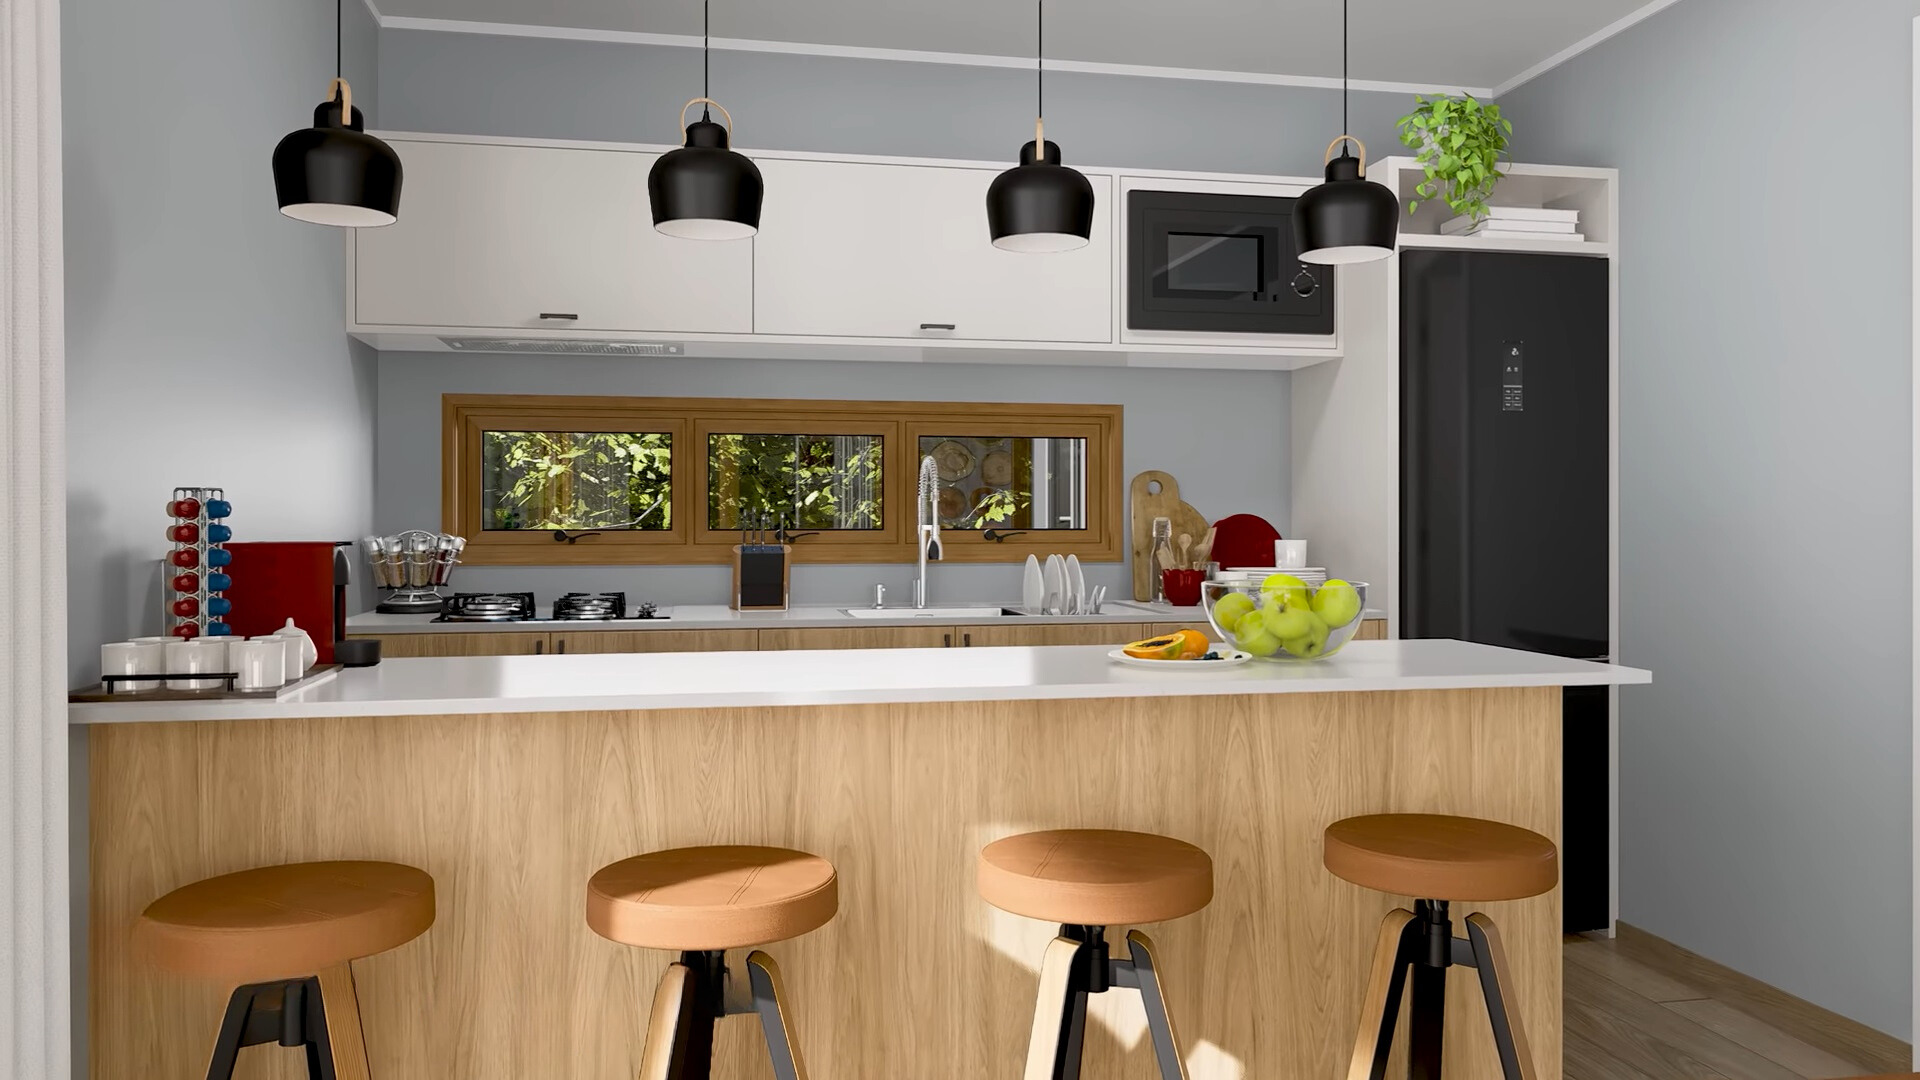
[272,618,318,673]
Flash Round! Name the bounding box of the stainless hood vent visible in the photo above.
[439,338,685,356]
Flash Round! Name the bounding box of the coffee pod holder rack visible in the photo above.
[366,529,464,614]
[164,486,233,639]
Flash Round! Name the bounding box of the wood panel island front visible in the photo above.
[74,640,1648,1080]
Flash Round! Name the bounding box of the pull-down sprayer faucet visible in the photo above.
[914,454,943,609]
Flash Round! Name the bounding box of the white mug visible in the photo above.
[267,634,308,677]
[231,640,287,691]
[164,638,226,690]
[1274,539,1309,569]
[101,640,165,692]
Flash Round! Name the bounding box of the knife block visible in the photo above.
[731,545,792,612]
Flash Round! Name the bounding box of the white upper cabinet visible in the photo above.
[751,158,1114,343]
[352,139,752,334]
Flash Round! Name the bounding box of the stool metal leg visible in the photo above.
[1123,930,1189,1080]
[1024,935,1089,1080]
[1345,909,1416,1080]
[204,984,259,1080]
[1465,914,1538,1080]
[1408,963,1446,1080]
[745,951,812,1080]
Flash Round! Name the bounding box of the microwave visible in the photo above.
[1126,190,1334,335]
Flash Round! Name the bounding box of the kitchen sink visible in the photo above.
[842,607,1016,619]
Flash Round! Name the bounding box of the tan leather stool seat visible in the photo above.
[586,845,838,951]
[1324,814,1558,902]
[978,829,1213,926]
[136,860,436,984]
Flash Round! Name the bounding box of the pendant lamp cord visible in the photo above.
[1036,0,1044,123]
[335,0,343,84]
[702,0,712,121]
[1341,0,1349,137]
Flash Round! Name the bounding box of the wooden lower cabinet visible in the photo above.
[960,623,1142,648]
[553,629,759,654]
[351,632,551,658]
[758,625,956,651]
[1355,619,1389,641]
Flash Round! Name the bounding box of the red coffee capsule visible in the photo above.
[169,498,201,518]
[170,572,199,593]
[171,597,200,618]
[168,549,200,569]
[170,623,200,639]
[167,523,200,543]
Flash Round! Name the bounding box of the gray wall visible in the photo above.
[62,1,377,1066]
[65,0,382,687]
[378,353,1289,604]
[366,26,1385,600]
[377,27,1417,175]
[1503,0,1914,1038]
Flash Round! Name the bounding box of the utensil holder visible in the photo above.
[732,545,791,612]
[1161,569,1204,607]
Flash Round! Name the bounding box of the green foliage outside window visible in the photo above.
[708,434,883,531]
[481,431,672,531]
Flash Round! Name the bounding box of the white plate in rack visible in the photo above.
[1107,649,1253,670]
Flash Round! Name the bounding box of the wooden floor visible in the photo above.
[1565,925,1910,1080]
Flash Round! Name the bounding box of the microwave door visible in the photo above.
[1157,230,1273,302]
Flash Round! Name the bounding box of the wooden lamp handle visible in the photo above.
[1323,134,1368,176]
[328,78,353,120]
[679,98,735,141]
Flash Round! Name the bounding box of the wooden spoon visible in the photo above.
[1178,534,1193,571]
[1193,526,1217,569]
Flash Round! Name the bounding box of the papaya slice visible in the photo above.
[1123,628,1211,661]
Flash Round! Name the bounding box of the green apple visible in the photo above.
[1232,612,1283,657]
[1261,573,1310,608]
[1312,580,1363,629]
[1261,598,1314,640]
[1210,591,1256,632]
[1282,611,1331,658]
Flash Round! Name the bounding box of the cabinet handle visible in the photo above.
[557,638,567,655]
[918,323,956,331]
[534,640,544,655]
[943,633,952,648]
[963,633,972,648]
[539,312,580,321]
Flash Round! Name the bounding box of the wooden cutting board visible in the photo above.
[1129,470,1211,601]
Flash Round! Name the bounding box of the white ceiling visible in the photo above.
[371,0,1672,94]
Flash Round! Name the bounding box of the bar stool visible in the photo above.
[135,860,435,1080]
[586,845,838,1080]
[978,828,1213,1080]
[1324,814,1558,1080]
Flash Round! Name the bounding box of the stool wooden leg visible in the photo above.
[1024,935,1089,1080]
[639,963,696,1080]
[314,964,371,1080]
[745,951,811,1080]
[1124,930,1189,1080]
[1345,909,1415,1080]
[1465,914,1538,1080]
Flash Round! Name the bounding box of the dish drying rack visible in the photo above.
[364,530,465,614]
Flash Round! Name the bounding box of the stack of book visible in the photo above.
[1440,207,1583,241]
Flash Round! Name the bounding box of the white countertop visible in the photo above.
[70,640,1649,724]
[343,602,1388,634]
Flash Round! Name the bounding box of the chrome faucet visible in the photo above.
[914,454,943,608]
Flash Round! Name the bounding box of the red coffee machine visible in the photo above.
[222,542,351,664]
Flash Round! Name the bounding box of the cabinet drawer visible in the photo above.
[759,626,956,651]
[551,630,759,654]
[960,623,1142,648]
[350,632,551,658]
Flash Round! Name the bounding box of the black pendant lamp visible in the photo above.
[273,0,402,227]
[986,0,1094,252]
[1294,0,1398,264]
[649,0,762,239]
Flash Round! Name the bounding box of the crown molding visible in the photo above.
[371,14,1494,98]
[1492,0,1689,97]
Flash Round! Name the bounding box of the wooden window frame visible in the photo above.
[443,394,1123,566]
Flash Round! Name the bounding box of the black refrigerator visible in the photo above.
[1398,249,1612,932]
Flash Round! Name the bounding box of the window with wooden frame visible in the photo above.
[444,395,1122,566]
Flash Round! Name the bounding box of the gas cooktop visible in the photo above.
[435,592,667,623]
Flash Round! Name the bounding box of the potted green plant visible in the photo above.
[1396,94,1513,221]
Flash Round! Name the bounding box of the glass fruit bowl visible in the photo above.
[1202,577,1369,662]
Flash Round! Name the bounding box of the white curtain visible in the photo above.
[0,0,69,1075]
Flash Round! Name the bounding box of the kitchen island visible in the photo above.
[77,641,1648,1080]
